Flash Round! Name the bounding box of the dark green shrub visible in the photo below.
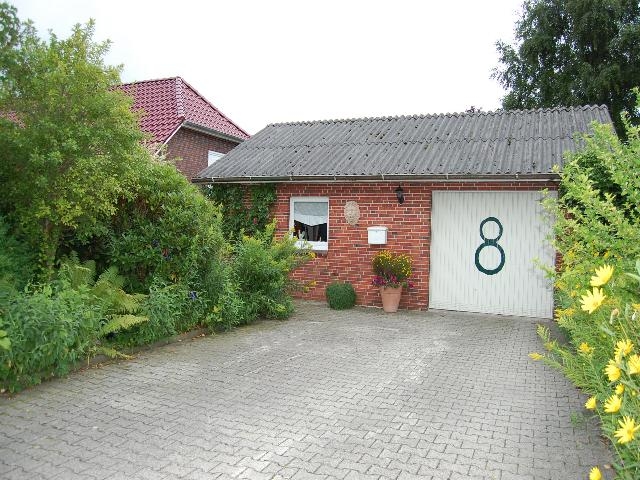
[108,160,226,293]
[0,215,34,297]
[326,282,356,310]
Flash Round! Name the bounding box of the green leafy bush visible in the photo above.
[229,221,313,321]
[0,284,103,392]
[326,282,356,310]
[108,160,226,293]
[112,281,185,348]
[0,256,149,392]
[534,109,640,479]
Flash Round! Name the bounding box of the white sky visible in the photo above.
[13,0,522,134]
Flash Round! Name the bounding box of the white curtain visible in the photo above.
[293,201,328,226]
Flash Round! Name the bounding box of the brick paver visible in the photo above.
[0,302,612,479]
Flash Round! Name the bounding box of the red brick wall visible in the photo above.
[274,181,558,310]
[166,127,239,180]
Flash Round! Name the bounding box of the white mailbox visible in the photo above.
[367,226,388,245]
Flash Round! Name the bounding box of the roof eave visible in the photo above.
[191,173,561,185]
[181,121,247,144]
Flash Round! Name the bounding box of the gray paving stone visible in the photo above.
[0,302,613,479]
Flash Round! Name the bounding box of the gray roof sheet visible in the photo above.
[194,106,612,182]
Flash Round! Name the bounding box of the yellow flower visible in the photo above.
[614,339,634,359]
[590,265,614,287]
[615,384,625,395]
[528,352,544,360]
[614,416,640,444]
[589,467,602,480]
[604,394,622,413]
[580,288,606,314]
[585,396,597,410]
[628,354,640,375]
[605,360,621,382]
[578,342,594,355]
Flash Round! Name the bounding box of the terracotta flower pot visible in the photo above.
[380,286,402,312]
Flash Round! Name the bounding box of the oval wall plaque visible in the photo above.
[344,201,360,226]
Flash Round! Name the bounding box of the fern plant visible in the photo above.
[58,254,149,357]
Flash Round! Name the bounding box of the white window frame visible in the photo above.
[207,150,224,166]
[289,196,329,251]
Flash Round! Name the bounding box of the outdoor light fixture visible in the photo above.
[395,186,405,204]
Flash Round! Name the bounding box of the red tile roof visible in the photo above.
[117,77,249,145]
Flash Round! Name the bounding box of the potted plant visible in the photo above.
[372,250,413,312]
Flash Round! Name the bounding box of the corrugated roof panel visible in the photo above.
[195,106,613,181]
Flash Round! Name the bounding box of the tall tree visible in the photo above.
[0,3,149,277]
[494,0,640,134]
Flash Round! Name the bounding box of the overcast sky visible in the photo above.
[13,0,523,134]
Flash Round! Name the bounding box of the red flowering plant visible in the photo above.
[371,250,413,288]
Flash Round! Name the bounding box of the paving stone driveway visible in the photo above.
[1,302,612,480]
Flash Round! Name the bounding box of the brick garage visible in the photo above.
[195,106,612,317]
[273,181,558,311]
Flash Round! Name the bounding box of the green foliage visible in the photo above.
[0,330,10,351]
[229,221,313,321]
[0,284,103,392]
[204,184,277,240]
[108,161,226,292]
[536,112,640,478]
[326,282,356,310]
[0,12,149,277]
[0,215,34,297]
[57,254,148,332]
[0,255,150,392]
[494,0,640,135]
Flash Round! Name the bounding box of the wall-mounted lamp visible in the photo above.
[395,186,405,204]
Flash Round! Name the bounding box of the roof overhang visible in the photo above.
[181,121,247,144]
[192,173,561,185]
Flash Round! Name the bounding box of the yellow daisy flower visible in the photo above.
[590,265,614,287]
[589,467,602,480]
[614,339,634,359]
[578,342,594,355]
[604,394,622,413]
[585,396,597,410]
[614,416,640,444]
[528,352,543,360]
[615,384,625,395]
[628,354,640,375]
[605,360,621,382]
[580,288,606,314]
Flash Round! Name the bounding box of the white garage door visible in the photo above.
[429,191,555,318]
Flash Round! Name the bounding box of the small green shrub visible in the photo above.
[230,221,313,321]
[326,282,356,310]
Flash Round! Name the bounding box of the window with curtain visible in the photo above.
[289,197,329,250]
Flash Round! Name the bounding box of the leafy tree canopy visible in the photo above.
[0,3,150,276]
[494,0,640,134]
